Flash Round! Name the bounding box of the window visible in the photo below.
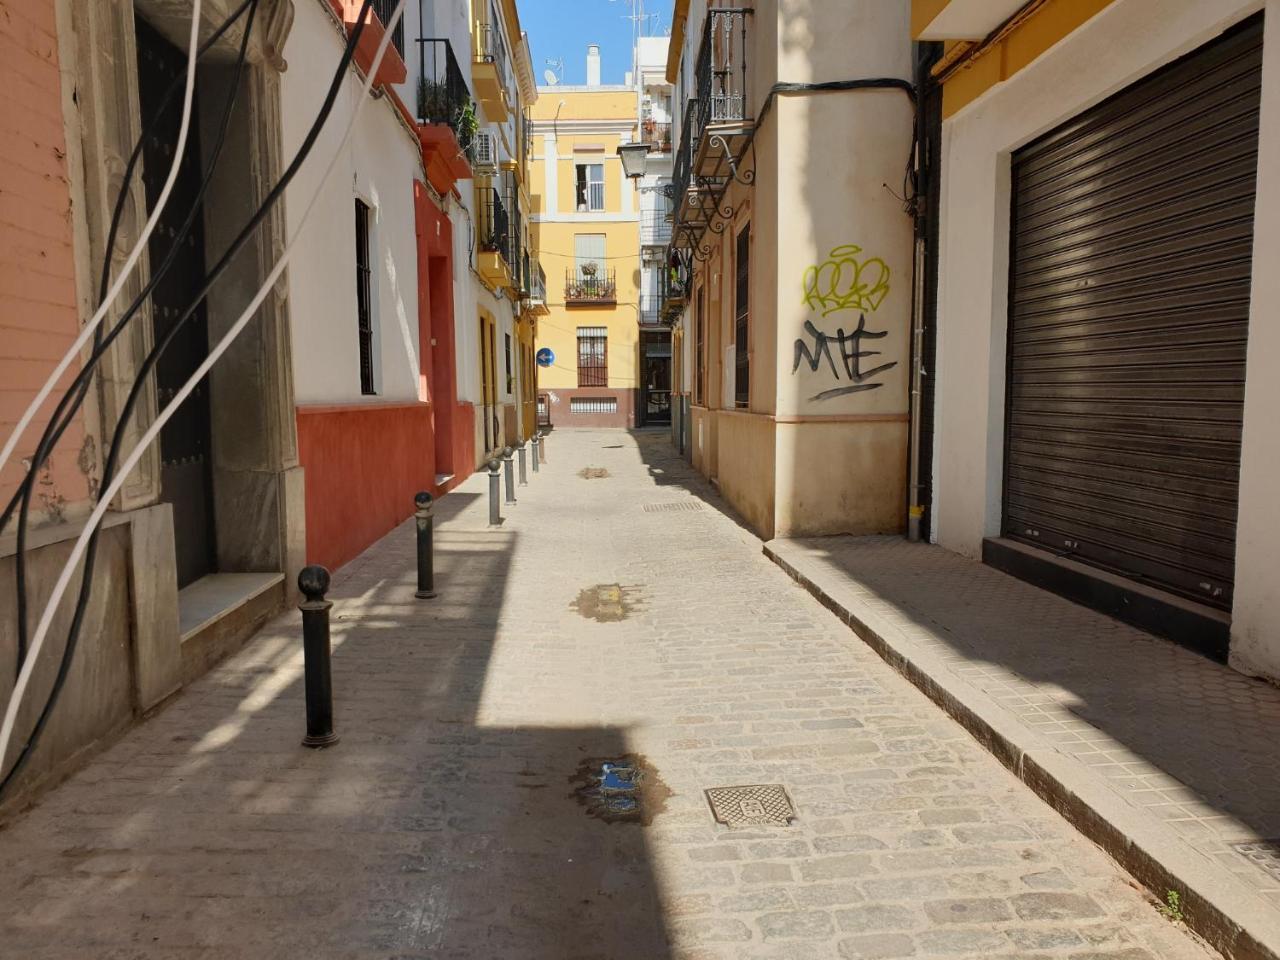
[571,397,618,415]
[577,326,608,387]
[694,285,705,406]
[574,233,605,275]
[504,332,513,392]
[575,162,605,211]
[734,224,751,407]
[354,199,375,395]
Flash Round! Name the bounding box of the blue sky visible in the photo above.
[519,0,674,86]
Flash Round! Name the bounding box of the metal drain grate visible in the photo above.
[705,784,796,827]
[642,502,702,514]
[1231,840,1280,883]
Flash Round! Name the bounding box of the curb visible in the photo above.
[764,540,1280,960]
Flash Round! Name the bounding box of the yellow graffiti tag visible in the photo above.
[802,244,891,316]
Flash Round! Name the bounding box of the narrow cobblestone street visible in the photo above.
[0,430,1218,960]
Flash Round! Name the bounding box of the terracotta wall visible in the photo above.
[0,0,89,514]
[296,403,435,572]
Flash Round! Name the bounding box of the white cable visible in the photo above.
[0,0,406,772]
[0,0,204,484]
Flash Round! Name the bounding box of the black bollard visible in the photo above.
[517,441,528,486]
[488,459,502,526]
[538,430,548,464]
[503,446,517,506]
[530,434,540,473]
[298,565,339,749]
[414,491,436,599]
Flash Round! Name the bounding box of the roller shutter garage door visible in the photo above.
[1004,15,1262,613]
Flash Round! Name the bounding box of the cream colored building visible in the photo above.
[664,1,916,538]
[528,47,643,428]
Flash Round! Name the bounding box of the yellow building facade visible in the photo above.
[528,72,642,428]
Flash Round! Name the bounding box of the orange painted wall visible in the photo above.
[0,0,89,514]
[296,402,436,572]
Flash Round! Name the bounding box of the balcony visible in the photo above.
[640,294,663,325]
[641,210,673,247]
[477,186,513,288]
[565,267,618,307]
[660,245,690,322]
[370,0,405,59]
[473,20,512,119]
[691,8,753,180]
[671,100,720,244]
[527,261,549,316]
[415,39,474,194]
[639,120,673,154]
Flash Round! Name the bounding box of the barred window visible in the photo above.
[734,224,750,407]
[355,199,375,395]
[577,326,608,387]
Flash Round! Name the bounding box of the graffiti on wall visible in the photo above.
[793,244,897,402]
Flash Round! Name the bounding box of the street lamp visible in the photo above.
[617,141,651,180]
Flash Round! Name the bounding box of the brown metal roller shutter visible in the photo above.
[1004,15,1262,611]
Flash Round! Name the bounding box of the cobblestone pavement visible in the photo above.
[0,430,1218,960]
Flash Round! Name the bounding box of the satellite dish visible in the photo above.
[543,69,559,85]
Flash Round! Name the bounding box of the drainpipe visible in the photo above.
[907,228,926,542]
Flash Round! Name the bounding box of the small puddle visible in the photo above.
[578,467,609,479]
[570,754,671,825]
[570,584,640,622]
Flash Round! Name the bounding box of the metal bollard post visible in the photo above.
[517,441,528,486]
[414,491,436,599]
[538,430,548,464]
[298,565,339,749]
[503,446,517,506]
[530,434,540,473]
[488,459,502,526]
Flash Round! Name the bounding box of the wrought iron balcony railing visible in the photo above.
[640,294,663,325]
[370,0,405,59]
[531,261,547,302]
[416,39,475,152]
[641,210,673,247]
[565,267,617,305]
[478,187,509,259]
[660,245,690,321]
[639,120,673,153]
[671,99,698,222]
[477,22,511,97]
[693,9,752,136]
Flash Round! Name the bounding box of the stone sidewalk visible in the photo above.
[0,430,1220,959]
[766,537,1280,960]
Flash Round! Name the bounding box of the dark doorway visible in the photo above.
[640,330,671,426]
[137,16,217,588]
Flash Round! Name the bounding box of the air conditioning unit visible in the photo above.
[642,247,665,264]
[471,131,499,173]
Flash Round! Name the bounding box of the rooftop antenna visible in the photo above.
[544,56,564,84]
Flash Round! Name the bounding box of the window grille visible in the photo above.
[571,397,618,415]
[577,326,608,387]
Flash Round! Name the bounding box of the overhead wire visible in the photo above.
[0,0,403,795]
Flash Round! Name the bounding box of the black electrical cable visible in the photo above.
[0,0,384,801]
[0,0,259,542]
[10,0,264,677]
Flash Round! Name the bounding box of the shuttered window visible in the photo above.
[1003,15,1262,610]
[734,224,751,407]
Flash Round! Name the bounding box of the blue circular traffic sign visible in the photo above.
[536,348,555,367]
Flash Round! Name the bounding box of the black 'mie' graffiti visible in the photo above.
[792,314,897,402]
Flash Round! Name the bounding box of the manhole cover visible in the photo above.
[1231,840,1280,882]
[705,784,796,827]
[579,467,609,479]
[570,584,640,622]
[642,502,702,514]
[571,755,671,825]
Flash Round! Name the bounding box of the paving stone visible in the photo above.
[757,910,835,941]
[740,862,795,884]
[672,917,754,944]
[798,854,878,881]
[1011,891,1106,921]
[922,897,1013,925]
[834,904,921,933]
